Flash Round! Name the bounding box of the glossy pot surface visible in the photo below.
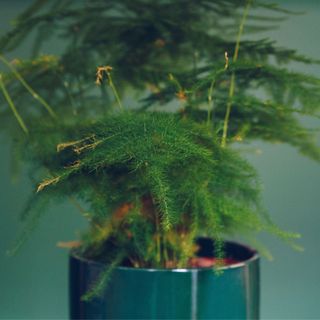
[69,238,259,319]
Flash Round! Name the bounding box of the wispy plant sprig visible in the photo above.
[0,55,56,118]
[221,0,252,147]
[0,73,28,134]
[96,66,123,110]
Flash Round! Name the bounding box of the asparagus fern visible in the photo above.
[0,0,318,300]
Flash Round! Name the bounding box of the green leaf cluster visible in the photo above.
[15,112,298,268]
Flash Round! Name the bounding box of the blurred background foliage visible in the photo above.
[0,0,319,161]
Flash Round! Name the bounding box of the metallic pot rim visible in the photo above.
[70,239,259,273]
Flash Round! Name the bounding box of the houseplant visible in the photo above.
[0,0,319,319]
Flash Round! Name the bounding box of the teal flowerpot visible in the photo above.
[69,238,259,319]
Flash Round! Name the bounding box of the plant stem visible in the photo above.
[207,52,229,128]
[169,73,186,107]
[0,74,28,134]
[221,0,252,147]
[106,70,123,110]
[207,78,216,127]
[0,55,56,118]
[162,233,169,267]
[155,210,161,266]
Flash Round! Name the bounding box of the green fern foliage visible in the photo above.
[1,0,319,160]
[1,0,318,299]
[15,112,298,270]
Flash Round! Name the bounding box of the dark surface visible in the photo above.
[69,239,260,320]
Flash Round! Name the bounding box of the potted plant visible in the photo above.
[0,1,319,319]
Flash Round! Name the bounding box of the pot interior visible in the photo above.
[196,237,257,263]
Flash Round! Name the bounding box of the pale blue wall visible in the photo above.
[0,1,319,318]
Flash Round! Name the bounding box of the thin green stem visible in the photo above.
[56,71,76,112]
[81,250,125,301]
[155,210,161,266]
[221,73,235,147]
[207,79,216,127]
[168,73,187,107]
[0,55,56,118]
[168,73,183,92]
[221,0,252,147]
[106,70,123,110]
[162,233,169,267]
[0,74,28,134]
[207,52,229,128]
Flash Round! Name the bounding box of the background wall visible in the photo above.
[0,1,319,319]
